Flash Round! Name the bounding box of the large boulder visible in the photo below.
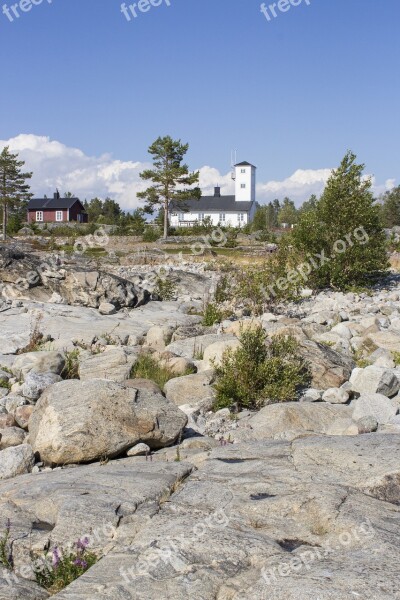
[351,393,398,425]
[298,340,355,390]
[0,444,35,480]
[349,366,400,397]
[202,339,241,369]
[231,402,355,441]
[164,371,215,408]
[145,325,175,351]
[78,347,138,382]
[364,330,400,352]
[12,351,65,380]
[0,426,27,449]
[166,334,236,360]
[28,379,188,464]
[21,371,62,401]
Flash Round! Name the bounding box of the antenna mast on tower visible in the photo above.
[231,150,237,180]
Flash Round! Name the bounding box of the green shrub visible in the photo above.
[154,276,177,300]
[142,227,161,242]
[131,353,195,390]
[202,302,224,326]
[213,327,310,411]
[393,351,400,366]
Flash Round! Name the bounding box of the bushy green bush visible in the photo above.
[154,276,177,300]
[213,327,310,411]
[202,302,224,326]
[142,227,161,242]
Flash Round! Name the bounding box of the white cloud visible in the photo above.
[0,135,395,211]
[257,168,332,206]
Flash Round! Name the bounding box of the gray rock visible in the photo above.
[0,426,27,449]
[299,388,323,402]
[28,379,188,464]
[98,302,117,315]
[126,443,151,456]
[12,351,66,380]
[357,415,379,434]
[322,387,350,404]
[0,444,35,480]
[166,334,236,360]
[350,365,400,397]
[164,371,215,408]
[230,402,354,442]
[21,371,62,401]
[351,392,398,424]
[45,435,400,600]
[298,340,355,390]
[5,394,27,414]
[78,347,138,382]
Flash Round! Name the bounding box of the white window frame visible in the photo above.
[241,168,246,173]
[241,183,246,189]
[198,213,205,222]
[36,211,43,222]
[219,213,226,223]
[178,213,185,222]
[237,213,244,222]
[56,211,63,222]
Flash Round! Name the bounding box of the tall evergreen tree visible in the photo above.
[0,147,32,241]
[138,136,201,239]
[380,186,400,228]
[291,151,387,289]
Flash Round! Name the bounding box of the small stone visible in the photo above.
[127,443,151,456]
[357,416,379,434]
[300,388,323,402]
[98,302,117,316]
[322,388,350,404]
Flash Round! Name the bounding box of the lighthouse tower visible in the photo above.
[234,161,256,202]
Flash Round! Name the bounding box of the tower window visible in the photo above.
[241,169,246,173]
[241,184,246,189]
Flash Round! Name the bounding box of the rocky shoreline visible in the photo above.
[0,245,399,599]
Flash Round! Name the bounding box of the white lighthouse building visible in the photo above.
[169,161,257,228]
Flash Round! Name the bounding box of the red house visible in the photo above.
[27,192,88,224]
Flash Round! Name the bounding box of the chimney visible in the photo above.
[54,190,60,200]
[214,186,221,197]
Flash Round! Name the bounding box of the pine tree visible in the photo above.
[138,136,200,239]
[291,151,387,289]
[0,147,32,241]
[381,186,400,228]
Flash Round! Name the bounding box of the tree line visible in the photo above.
[1,141,400,243]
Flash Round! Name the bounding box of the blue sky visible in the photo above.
[0,0,399,209]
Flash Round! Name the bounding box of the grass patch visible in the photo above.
[62,349,80,380]
[131,353,195,390]
[17,314,46,354]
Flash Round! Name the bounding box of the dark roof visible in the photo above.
[170,196,254,213]
[235,161,256,168]
[28,197,84,210]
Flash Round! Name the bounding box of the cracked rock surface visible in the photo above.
[1,434,397,600]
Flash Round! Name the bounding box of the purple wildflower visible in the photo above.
[73,559,88,569]
[52,547,61,569]
[76,537,89,551]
